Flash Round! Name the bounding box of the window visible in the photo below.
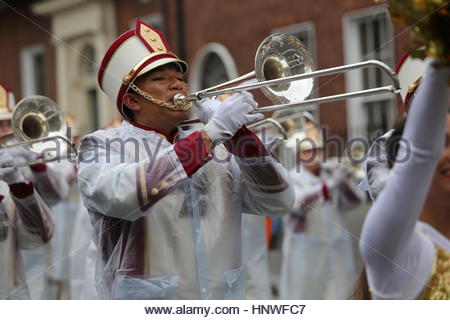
[20,44,46,96]
[273,22,316,68]
[344,6,396,140]
[200,52,229,89]
[77,42,99,131]
[272,22,319,124]
[87,88,99,130]
[189,43,238,93]
[80,44,96,75]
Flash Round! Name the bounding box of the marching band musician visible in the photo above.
[240,130,283,300]
[0,86,69,206]
[280,121,365,299]
[0,84,54,299]
[77,19,294,299]
[0,84,70,299]
[45,114,82,299]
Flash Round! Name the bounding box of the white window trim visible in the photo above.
[20,43,45,97]
[343,4,396,140]
[188,43,238,93]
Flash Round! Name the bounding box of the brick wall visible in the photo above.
[0,1,55,101]
[0,0,412,141]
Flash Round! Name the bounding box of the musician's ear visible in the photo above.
[123,92,142,112]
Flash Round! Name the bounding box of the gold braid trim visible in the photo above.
[420,246,450,300]
[129,83,192,111]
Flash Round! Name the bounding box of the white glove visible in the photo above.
[8,147,37,162]
[203,92,265,142]
[195,98,221,124]
[0,151,27,185]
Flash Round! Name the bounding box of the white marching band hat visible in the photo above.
[395,50,427,111]
[285,122,323,152]
[98,19,188,119]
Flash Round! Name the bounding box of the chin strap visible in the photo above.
[129,83,192,111]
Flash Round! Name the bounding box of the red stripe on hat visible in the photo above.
[97,29,136,89]
[403,84,422,113]
[0,83,13,93]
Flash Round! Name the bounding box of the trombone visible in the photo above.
[0,95,77,168]
[176,33,400,123]
[247,118,288,140]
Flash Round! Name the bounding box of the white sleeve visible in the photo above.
[14,192,54,249]
[359,61,450,299]
[30,164,70,205]
[239,155,294,217]
[77,134,189,221]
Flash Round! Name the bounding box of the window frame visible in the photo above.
[188,43,238,93]
[343,5,397,141]
[20,43,46,97]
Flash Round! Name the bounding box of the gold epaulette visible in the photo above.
[420,247,450,300]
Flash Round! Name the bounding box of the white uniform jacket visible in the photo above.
[77,121,294,299]
[242,214,272,299]
[280,166,364,299]
[0,181,53,299]
[18,155,70,299]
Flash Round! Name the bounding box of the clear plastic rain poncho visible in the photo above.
[16,150,70,299]
[77,121,294,299]
[0,181,53,299]
[44,160,79,299]
[241,214,272,299]
[280,164,365,299]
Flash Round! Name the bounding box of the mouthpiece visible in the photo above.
[173,94,187,107]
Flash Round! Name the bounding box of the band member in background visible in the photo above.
[0,84,54,299]
[77,19,294,299]
[0,84,69,299]
[280,122,365,299]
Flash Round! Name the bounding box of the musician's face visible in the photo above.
[429,114,450,195]
[134,64,190,121]
[122,63,190,134]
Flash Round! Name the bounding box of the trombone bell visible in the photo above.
[11,95,68,155]
[256,33,314,104]
[20,113,47,140]
[173,33,315,108]
[0,95,78,168]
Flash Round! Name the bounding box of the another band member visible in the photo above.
[0,85,54,299]
[280,122,365,299]
[0,84,69,299]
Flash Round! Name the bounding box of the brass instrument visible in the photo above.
[0,96,77,167]
[177,33,400,124]
[247,118,288,140]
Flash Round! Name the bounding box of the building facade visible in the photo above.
[0,0,411,144]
